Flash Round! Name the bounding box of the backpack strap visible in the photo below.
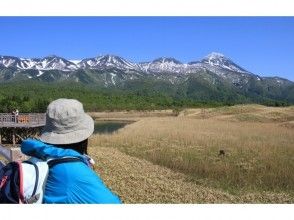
[47,157,84,168]
[0,162,22,203]
[16,161,24,204]
[22,161,39,199]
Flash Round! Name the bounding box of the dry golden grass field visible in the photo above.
[88,105,294,203]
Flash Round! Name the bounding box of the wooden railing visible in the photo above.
[0,144,27,162]
[0,113,46,127]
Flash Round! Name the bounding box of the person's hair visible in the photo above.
[55,139,88,155]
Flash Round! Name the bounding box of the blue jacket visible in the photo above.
[21,139,122,204]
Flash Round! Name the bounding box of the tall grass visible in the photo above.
[91,110,294,195]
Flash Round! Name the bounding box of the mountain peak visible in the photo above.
[0,55,19,59]
[101,54,120,58]
[152,57,182,65]
[78,54,137,70]
[205,52,226,59]
[97,54,132,64]
[44,54,61,59]
[98,54,118,59]
[201,52,248,73]
[140,57,184,74]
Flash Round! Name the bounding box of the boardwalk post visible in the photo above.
[10,147,27,161]
[12,128,16,146]
[0,144,11,161]
[0,145,27,162]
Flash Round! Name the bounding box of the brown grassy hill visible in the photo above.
[89,147,293,203]
[89,105,294,203]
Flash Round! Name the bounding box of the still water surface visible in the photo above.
[94,121,131,134]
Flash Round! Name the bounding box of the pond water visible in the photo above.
[94,121,131,134]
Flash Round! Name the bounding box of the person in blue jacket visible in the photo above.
[21,98,121,204]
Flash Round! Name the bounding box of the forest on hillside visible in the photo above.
[0,81,290,113]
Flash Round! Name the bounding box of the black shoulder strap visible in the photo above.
[47,157,84,168]
[22,161,39,198]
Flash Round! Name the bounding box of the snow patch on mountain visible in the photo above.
[110,72,116,85]
[69,60,81,65]
[37,70,44,77]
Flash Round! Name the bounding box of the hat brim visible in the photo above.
[39,114,94,145]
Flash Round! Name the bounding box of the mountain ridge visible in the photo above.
[0,53,291,82]
[0,52,293,105]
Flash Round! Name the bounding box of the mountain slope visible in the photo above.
[0,53,293,104]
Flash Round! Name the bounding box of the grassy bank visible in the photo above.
[89,105,294,203]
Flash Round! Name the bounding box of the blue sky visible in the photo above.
[0,17,293,81]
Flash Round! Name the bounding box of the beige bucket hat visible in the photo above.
[39,98,94,145]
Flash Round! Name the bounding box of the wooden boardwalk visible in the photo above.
[0,113,46,128]
[0,113,46,146]
[0,113,46,162]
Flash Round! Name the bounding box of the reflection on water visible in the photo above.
[94,121,131,134]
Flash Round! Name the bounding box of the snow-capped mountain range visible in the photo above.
[0,52,293,104]
[0,55,79,71]
[0,52,249,74]
[0,52,292,88]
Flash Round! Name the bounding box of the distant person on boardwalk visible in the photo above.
[11,109,19,123]
[11,109,16,123]
[21,98,122,204]
[15,109,19,123]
